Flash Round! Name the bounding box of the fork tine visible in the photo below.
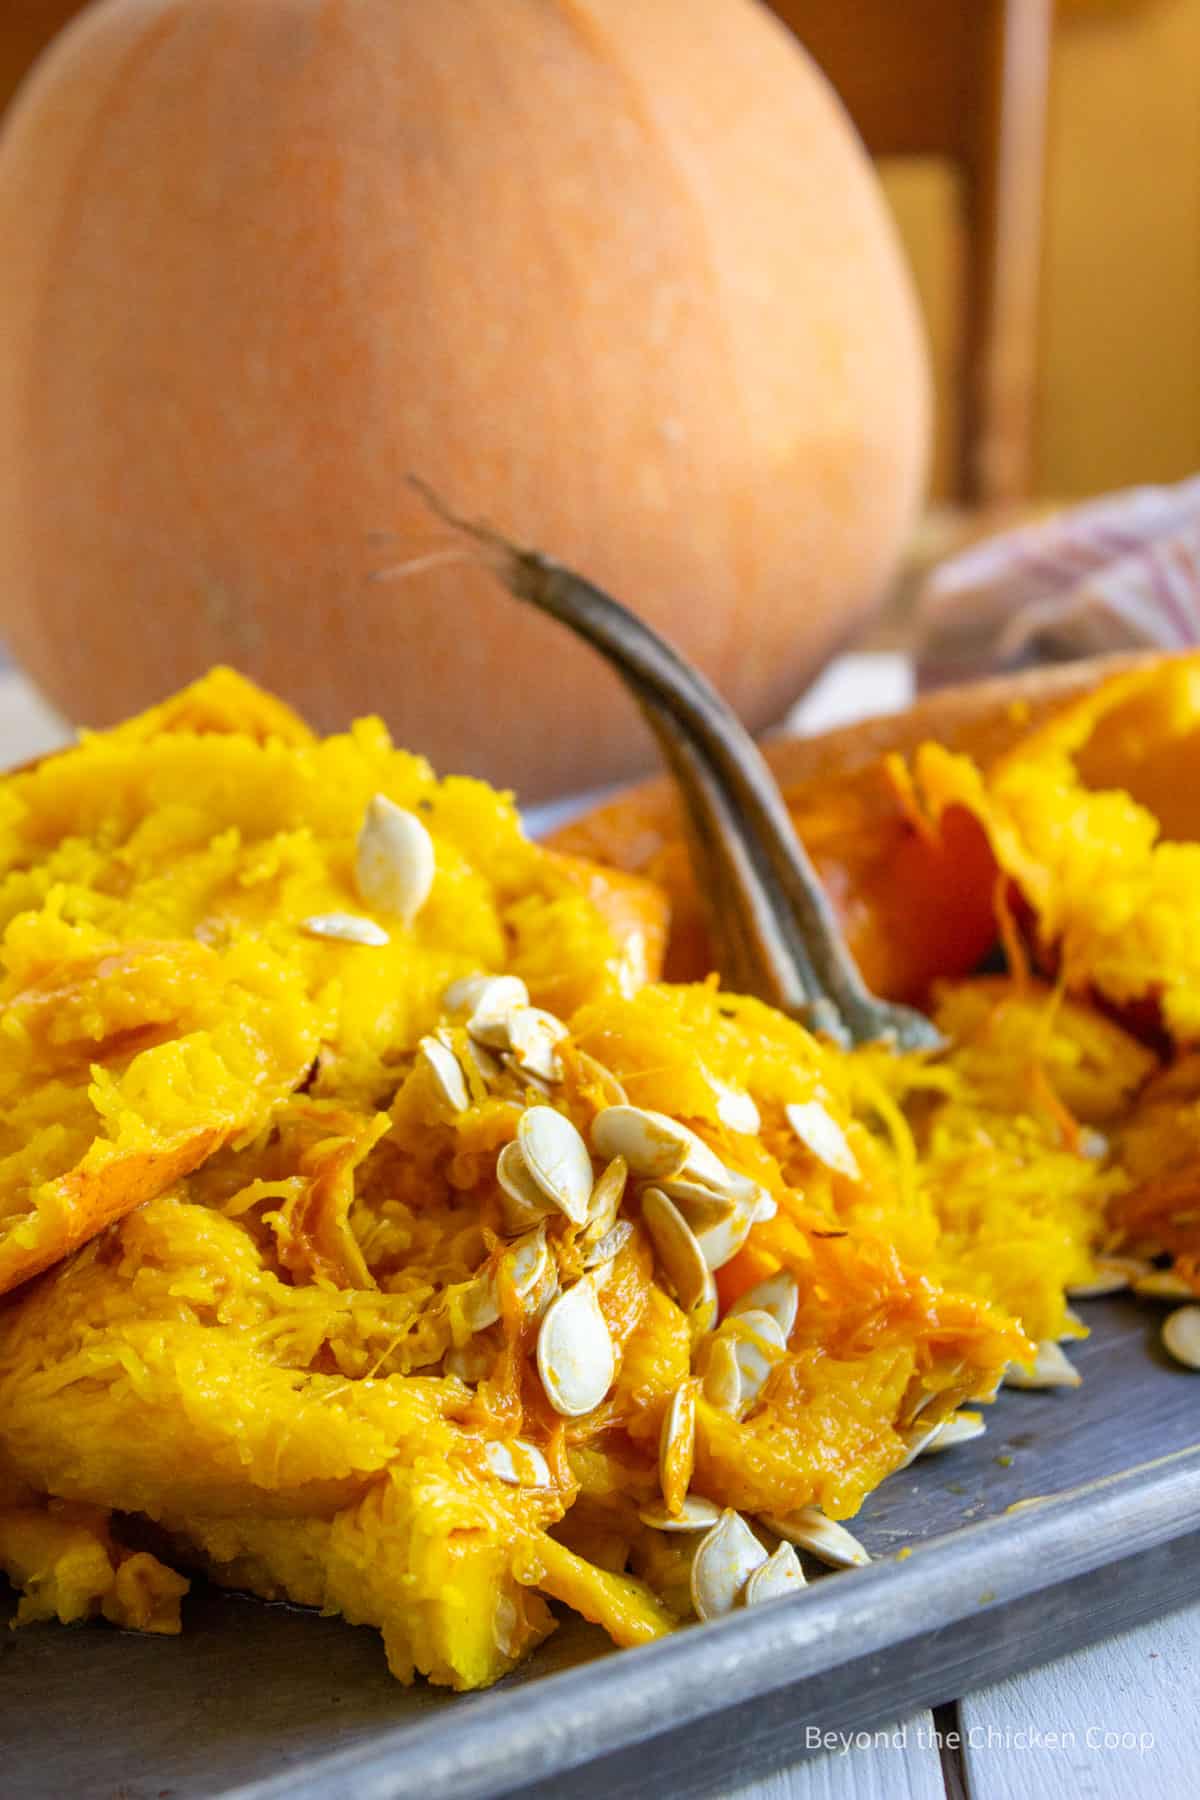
[411,482,941,1050]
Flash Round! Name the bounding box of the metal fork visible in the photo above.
[412,481,941,1052]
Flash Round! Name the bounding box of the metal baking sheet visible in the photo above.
[6,1289,1200,1800]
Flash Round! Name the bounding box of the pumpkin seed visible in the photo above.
[591,1106,693,1181]
[443,971,527,1014]
[752,1191,778,1223]
[744,1541,805,1605]
[581,1157,628,1246]
[501,1052,554,1099]
[451,974,531,1047]
[638,1494,722,1533]
[506,1006,568,1082]
[702,1335,742,1415]
[1003,1341,1082,1389]
[464,1226,555,1331]
[518,1107,594,1226]
[355,795,435,925]
[760,1507,871,1568]
[484,1438,553,1488]
[693,1265,719,1336]
[417,1035,470,1114]
[785,1100,860,1179]
[444,1340,493,1385]
[1162,1305,1200,1369]
[659,1378,698,1513]
[690,1510,768,1620]
[712,1079,760,1135]
[536,1273,615,1417]
[1133,1269,1196,1301]
[641,1187,711,1314]
[300,911,390,947]
[495,1140,558,1233]
[897,1419,947,1467]
[919,1411,986,1454]
[582,1218,634,1270]
[727,1309,786,1413]
[656,1179,739,1231]
[459,1033,504,1086]
[575,1052,629,1108]
[615,927,649,998]
[692,1198,757,1273]
[1067,1255,1153,1298]
[728,1271,799,1341]
[1078,1128,1109,1160]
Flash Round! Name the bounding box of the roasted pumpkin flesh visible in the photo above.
[1,663,1198,1689]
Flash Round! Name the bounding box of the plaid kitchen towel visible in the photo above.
[914,474,1200,689]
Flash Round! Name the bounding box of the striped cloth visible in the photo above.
[914,474,1200,689]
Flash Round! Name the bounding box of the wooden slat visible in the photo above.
[766,1,977,159]
[959,1600,1200,1798]
[725,1714,947,1800]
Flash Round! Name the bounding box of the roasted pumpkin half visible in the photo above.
[1,660,1198,1689]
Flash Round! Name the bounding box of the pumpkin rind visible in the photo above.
[0,0,928,798]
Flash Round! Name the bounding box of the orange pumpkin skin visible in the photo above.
[0,0,928,800]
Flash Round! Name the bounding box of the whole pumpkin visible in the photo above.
[0,0,928,798]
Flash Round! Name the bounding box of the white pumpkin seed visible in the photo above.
[638,1494,722,1533]
[417,1035,470,1114]
[518,1107,594,1226]
[702,1336,742,1416]
[727,1310,786,1414]
[1003,1341,1082,1389]
[728,1271,799,1341]
[752,1191,778,1223]
[446,974,529,1045]
[897,1419,947,1467]
[1162,1305,1200,1369]
[919,1411,986,1454]
[575,1052,629,1108]
[581,1157,628,1246]
[484,1438,553,1488]
[785,1100,860,1179]
[760,1507,871,1569]
[659,1379,697,1512]
[464,1226,556,1331]
[506,1006,568,1082]
[656,1179,740,1231]
[501,1052,554,1099]
[692,1198,757,1273]
[582,1218,634,1270]
[690,1510,767,1620]
[712,1079,760,1135]
[495,1141,558,1233]
[641,1187,712,1314]
[458,1032,504,1086]
[536,1274,615,1417]
[615,928,649,998]
[1067,1256,1153,1298]
[355,795,435,925]
[300,912,390,947]
[744,1541,805,1605]
[444,1340,493,1385]
[591,1106,694,1181]
[446,972,525,1015]
[1133,1269,1196,1301]
[693,1265,719,1336]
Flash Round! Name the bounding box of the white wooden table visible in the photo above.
[3,660,1197,1800]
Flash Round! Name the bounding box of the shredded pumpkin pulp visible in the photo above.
[1,662,1197,1688]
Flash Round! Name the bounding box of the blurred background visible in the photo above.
[5,0,1196,508]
